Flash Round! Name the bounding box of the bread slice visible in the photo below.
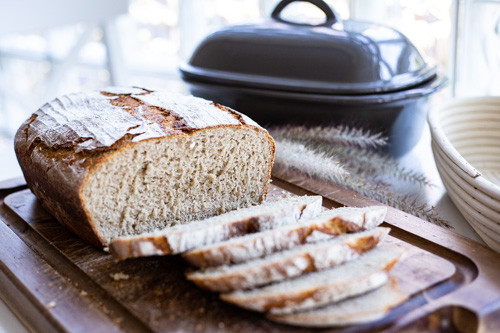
[183,206,387,267]
[14,87,275,248]
[220,245,406,314]
[109,195,323,259]
[186,227,390,292]
[267,278,407,327]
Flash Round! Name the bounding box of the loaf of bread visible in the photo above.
[182,205,387,268]
[110,195,323,259]
[186,227,390,292]
[14,87,275,248]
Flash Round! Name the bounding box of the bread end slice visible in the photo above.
[267,278,408,327]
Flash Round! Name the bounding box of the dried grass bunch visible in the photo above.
[270,125,451,228]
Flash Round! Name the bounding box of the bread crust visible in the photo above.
[15,87,275,248]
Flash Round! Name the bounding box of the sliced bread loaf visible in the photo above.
[267,278,407,327]
[186,227,390,292]
[183,205,387,267]
[110,195,323,259]
[15,87,275,248]
[220,245,406,314]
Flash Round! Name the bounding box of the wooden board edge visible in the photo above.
[0,204,152,333]
[0,267,62,333]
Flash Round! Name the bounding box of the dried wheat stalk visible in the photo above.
[270,124,387,149]
[274,140,347,184]
[270,125,451,229]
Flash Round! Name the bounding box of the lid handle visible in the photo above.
[271,0,338,27]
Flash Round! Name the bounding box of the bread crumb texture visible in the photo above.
[84,127,273,244]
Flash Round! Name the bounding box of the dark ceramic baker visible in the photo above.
[180,0,446,156]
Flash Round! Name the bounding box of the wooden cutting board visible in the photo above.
[0,169,499,332]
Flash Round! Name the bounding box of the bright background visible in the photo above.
[0,0,499,179]
[1,0,500,137]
